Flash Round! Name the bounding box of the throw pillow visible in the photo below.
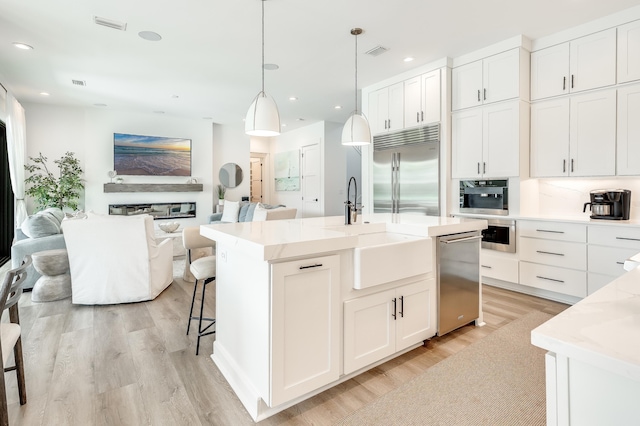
[20,213,61,238]
[42,207,65,224]
[253,203,268,222]
[221,200,240,223]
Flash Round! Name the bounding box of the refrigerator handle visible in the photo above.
[391,152,397,213]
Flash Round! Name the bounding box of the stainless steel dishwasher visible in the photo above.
[437,231,482,336]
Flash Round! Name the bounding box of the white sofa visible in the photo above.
[62,214,173,305]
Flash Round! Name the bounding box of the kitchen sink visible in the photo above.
[353,232,432,289]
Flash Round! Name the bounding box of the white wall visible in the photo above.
[212,123,251,202]
[23,103,214,226]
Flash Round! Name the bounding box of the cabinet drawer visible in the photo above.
[587,245,637,277]
[587,272,615,296]
[588,225,640,249]
[518,220,586,243]
[519,237,586,270]
[480,250,518,283]
[520,262,587,298]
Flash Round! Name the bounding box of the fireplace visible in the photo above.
[109,202,196,220]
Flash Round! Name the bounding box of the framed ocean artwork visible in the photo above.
[113,132,192,176]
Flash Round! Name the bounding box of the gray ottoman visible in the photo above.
[31,248,72,302]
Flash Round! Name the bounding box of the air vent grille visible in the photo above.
[365,45,389,57]
[72,80,86,86]
[373,124,440,151]
[93,16,127,31]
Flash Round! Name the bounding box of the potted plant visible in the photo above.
[24,151,84,211]
[216,184,226,205]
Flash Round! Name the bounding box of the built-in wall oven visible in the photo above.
[460,179,509,216]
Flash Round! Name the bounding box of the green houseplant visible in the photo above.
[216,184,226,205]
[24,151,84,211]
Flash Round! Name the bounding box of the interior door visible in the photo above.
[250,158,263,203]
[301,144,322,217]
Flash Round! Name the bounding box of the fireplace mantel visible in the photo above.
[103,183,203,193]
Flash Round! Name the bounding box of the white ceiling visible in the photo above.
[1,0,640,132]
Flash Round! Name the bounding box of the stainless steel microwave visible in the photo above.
[459,179,509,216]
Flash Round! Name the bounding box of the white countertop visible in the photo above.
[455,212,640,227]
[200,214,488,261]
[531,266,640,381]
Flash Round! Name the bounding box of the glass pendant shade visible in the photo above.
[245,91,281,137]
[341,112,371,146]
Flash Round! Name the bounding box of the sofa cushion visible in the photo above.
[21,213,61,238]
[253,203,268,222]
[221,200,240,223]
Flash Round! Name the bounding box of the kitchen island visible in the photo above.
[200,214,487,421]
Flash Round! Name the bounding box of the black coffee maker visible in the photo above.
[583,189,631,220]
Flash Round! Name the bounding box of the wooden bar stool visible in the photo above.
[182,227,216,355]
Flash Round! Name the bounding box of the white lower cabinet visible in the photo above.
[480,249,518,283]
[270,255,340,406]
[343,279,433,375]
[587,225,640,295]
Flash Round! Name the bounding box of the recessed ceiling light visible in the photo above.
[282,123,287,127]
[404,57,414,62]
[289,97,298,101]
[334,105,342,109]
[13,42,33,50]
[139,31,162,41]
[94,103,107,107]
[263,63,279,71]
[40,92,50,96]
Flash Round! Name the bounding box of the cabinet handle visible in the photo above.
[616,237,640,242]
[571,74,574,89]
[299,263,323,270]
[417,112,420,123]
[477,90,481,102]
[483,162,486,174]
[563,159,566,173]
[477,162,480,174]
[616,261,625,265]
[483,88,487,100]
[421,111,424,122]
[481,265,492,269]
[536,229,564,234]
[385,119,388,129]
[571,159,574,173]
[563,76,566,91]
[399,296,404,318]
[388,119,391,128]
[536,275,565,284]
[392,297,397,320]
[536,250,565,256]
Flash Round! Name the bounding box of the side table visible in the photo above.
[31,248,72,302]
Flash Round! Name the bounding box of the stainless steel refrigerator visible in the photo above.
[373,125,440,215]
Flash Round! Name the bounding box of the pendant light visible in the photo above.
[342,28,371,146]
[245,0,281,137]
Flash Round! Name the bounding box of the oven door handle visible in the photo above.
[442,235,483,244]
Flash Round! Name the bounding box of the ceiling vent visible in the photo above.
[365,45,389,57]
[72,80,86,86]
[93,16,127,31]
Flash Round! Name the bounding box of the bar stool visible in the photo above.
[182,227,216,355]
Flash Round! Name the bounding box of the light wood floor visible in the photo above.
[3,261,568,425]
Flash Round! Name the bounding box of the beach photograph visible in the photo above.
[114,133,192,176]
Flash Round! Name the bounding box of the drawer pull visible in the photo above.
[536,250,564,256]
[481,265,492,269]
[536,275,565,284]
[299,263,323,270]
[616,261,625,265]
[615,237,640,242]
[536,229,564,234]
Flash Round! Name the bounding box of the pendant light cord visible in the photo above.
[261,0,265,94]
[354,31,358,114]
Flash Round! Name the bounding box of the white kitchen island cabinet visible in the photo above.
[201,214,487,422]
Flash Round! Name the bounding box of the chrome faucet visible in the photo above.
[345,176,358,225]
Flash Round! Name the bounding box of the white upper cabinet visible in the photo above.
[618,20,640,84]
[531,89,616,177]
[404,69,441,128]
[452,48,523,111]
[531,28,617,100]
[452,100,525,179]
[617,84,640,175]
[368,82,404,135]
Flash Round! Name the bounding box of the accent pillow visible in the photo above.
[253,203,268,222]
[221,200,240,223]
[42,207,65,224]
[20,213,61,238]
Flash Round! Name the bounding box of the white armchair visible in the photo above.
[62,214,173,305]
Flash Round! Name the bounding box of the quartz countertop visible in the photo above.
[531,265,640,381]
[454,212,640,227]
[200,214,488,261]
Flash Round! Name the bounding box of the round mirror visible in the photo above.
[219,163,244,188]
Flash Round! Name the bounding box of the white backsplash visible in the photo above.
[519,178,640,220]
